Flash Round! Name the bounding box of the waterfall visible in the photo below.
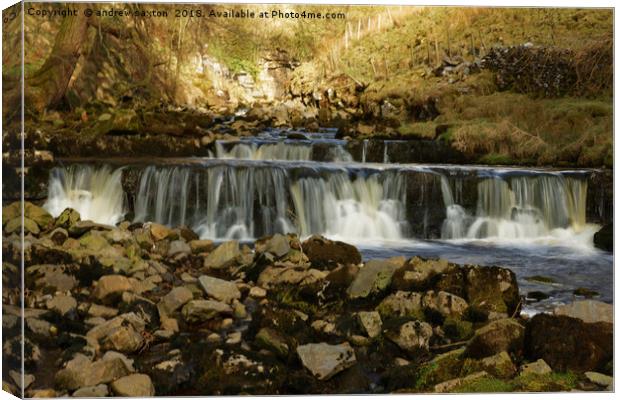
[440,173,593,243]
[289,171,408,241]
[209,141,353,162]
[210,141,313,161]
[44,165,126,225]
[134,165,295,240]
[362,139,368,163]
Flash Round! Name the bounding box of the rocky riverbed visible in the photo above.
[2,202,613,396]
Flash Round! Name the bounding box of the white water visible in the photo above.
[209,140,353,162]
[44,165,126,225]
[440,174,596,247]
[45,161,597,249]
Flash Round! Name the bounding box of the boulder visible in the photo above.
[203,240,240,269]
[392,257,451,291]
[46,294,77,316]
[167,240,191,257]
[55,354,131,391]
[158,286,194,316]
[593,224,612,252]
[101,324,144,353]
[296,342,357,380]
[465,318,525,359]
[49,227,69,245]
[357,311,382,338]
[198,275,241,304]
[301,235,361,268]
[255,234,291,258]
[189,239,213,254]
[347,259,400,299]
[422,290,468,319]
[110,374,155,397]
[524,313,612,372]
[24,202,54,228]
[93,275,133,303]
[55,208,81,229]
[465,266,519,317]
[182,300,232,323]
[584,371,613,388]
[5,217,39,234]
[257,266,327,289]
[553,300,612,324]
[376,291,424,319]
[386,321,433,355]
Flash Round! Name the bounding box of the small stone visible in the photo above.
[101,324,144,353]
[249,286,267,298]
[149,223,172,241]
[226,331,242,345]
[297,342,357,380]
[198,275,241,304]
[584,371,613,387]
[102,351,135,372]
[182,300,232,323]
[55,354,131,390]
[88,304,119,319]
[9,370,34,389]
[110,374,155,397]
[519,359,552,376]
[72,384,109,397]
[256,328,289,357]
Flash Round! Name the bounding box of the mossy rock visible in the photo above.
[5,217,40,235]
[443,317,474,341]
[55,208,81,229]
[461,351,516,379]
[453,375,515,393]
[512,372,578,392]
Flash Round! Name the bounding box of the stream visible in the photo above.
[42,129,613,315]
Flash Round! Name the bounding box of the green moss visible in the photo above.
[443,318,473,341]
[478,153,515,165]
[397,121,436,139]
[513,372,579,392]
[454,376,515,393]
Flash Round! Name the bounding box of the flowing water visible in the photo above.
[44,129,612,313]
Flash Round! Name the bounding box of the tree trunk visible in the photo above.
[25,4,89,112]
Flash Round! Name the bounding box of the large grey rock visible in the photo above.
[167,240,191,257]
[55,354,131,390]
[387,321,433,354]
[347,259,400,299]
[296,342,357,380]
[110,374,155,397]
[198,275,241,304]
[257,266,327,289]
[203,240,240,269]
[182,300,232,323]
[256,234,290,257]
[554,300,613,324]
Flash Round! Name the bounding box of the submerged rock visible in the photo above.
[296,342,357,380]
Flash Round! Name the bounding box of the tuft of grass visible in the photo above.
[454,376,515,393]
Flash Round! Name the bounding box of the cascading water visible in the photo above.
[440,173,594,244]
[210,141,313,161]
[44,165,127,225]
[290,171,408,241]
